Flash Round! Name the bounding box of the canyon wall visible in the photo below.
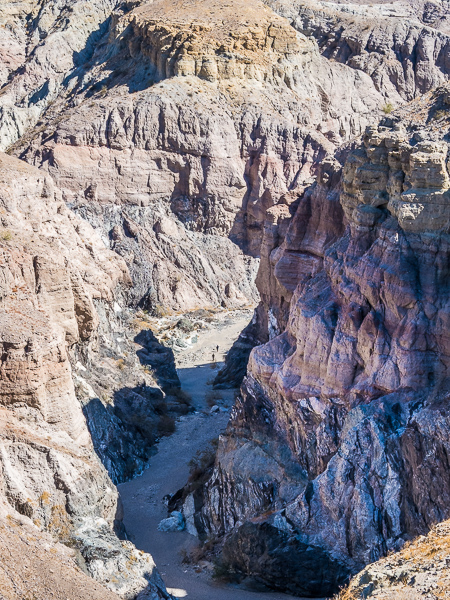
[192,84,450,596]
[2,0,450,598]
[9,0,450,315]
[0,151,172,599]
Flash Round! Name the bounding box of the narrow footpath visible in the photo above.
[118,311,304,600]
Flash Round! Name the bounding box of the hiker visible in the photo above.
[212,353,215,362]
[216,345,219,352]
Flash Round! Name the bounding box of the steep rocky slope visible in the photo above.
[270,0,450,101]
[0,151,172,599]
[186,84,450,596]
[0,510,120,600]
[7,0,450,315]
[337,519,450,599]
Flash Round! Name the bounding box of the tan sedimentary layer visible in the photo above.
[126,0,303,83]
[341,520,450,599]
[0,152,129,444]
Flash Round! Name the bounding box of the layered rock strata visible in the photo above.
[7,0,449,321]
[3,0,450,597]
[269,0,450,102]
[8,0,449,315]
[192,85,450,596]
[0,152,171,599]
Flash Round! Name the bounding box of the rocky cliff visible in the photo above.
[8,0,448,315]
[0,151,172,599]
[188,84,450,596]
[2,0,450,598]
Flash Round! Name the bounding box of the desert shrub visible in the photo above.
[157,414,176,436]
[177,318,194,333]
[39,491,51,505]
[152,304,170,318]
[0,229,12,241]
[382,103,394,114]
[212,559,235,582]
[432,109,449,121]
[154,400,169,415]
[48,504,73,544]
[333,587,359,600]
[165,387,193,415]
[334,584,424,599]
[180,536,219,565]
[180,544,206,565]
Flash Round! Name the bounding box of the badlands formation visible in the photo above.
[0,0,450,599]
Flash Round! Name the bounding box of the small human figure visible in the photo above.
[212,353,215,362]
[216,345,219,352]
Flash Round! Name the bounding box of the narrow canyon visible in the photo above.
[0,0,450,599]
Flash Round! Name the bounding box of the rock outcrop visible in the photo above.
[0,509,120,600]
[340,519,450,599]
[0,152,172,599]
[191,84,450,596]
[270,0,450,102]
[3,0,450,598]
[5,0,448,320]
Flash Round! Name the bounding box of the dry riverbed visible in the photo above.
[119,310,304,600]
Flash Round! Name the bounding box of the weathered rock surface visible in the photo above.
[0,508,121,600]
[157,510,185,532]
[7,0,448,329]
[74,517,170,599]
[340,519,450,599]
[194,84,450,596]
[0,152,172,598]
[8,0,450,315]
[3,0,450,597]
[73,305,183,484]
[270,0,450,102]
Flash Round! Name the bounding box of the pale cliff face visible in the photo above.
[7,0,447,317]
[0,152,128,443]
[5,0,448,315]
[0,152,171,599]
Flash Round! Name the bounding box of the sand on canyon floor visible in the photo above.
[119,310,308,600]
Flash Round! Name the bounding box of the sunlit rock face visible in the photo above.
[194,85,450,596]
[8,0,450,314]
[2,0,450,597]
[0,152,171,599]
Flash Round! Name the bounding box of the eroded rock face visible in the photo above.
[2,0,449,326]
[126,0,302,83]
[0,152,171,599]
[8,0,450,314]
[270,0,450,100]
[195,85,450,596]
[344,519,450,599]
[0,0,120,150]
[0,508,121,600]
[3,1,450,597]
